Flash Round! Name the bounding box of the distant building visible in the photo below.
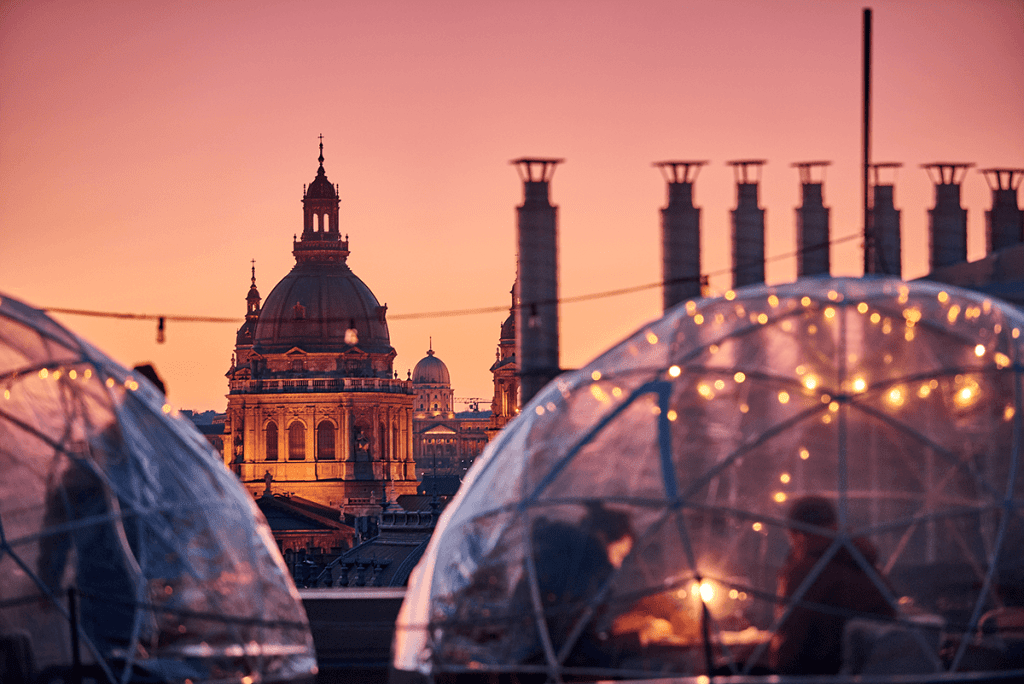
[486,286,519,441]
[411,344,489,487]
[223,142,418,520]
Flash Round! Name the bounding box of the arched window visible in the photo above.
[266,422,278,461]
[324,214,331,233]
[289,422,305,460]
[318,421,335,460]
[314,213,320,232]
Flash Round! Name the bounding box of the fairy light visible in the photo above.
[995,353,1010,368]
[852,377,867,393]
[734,371,746,383]
[729,589,739,600]
[686,301,697,315]
[799,448,810,460]
[83,368,92,379]
[752,522,763,532]
[646,332,659,345]
[694,313,704,325]
[857,302,869,314]
[829,401,840,412]
[947,305,961,323]
[778,391,790,404]
[870,312,881,324]
[822,414,832,424]
[803,375,818,390]
[699,581,715,602]
[774,492,787,503]
[995,324,1002,334]
[3,390,9,400]
[651,405,661,416]
[739,403,749,413]
[768,295,779,307]
[106,378,115,388]
[668,365,681,378]
[590,385,609,403]
[807,324,818,334]
[801,296,811,307]
[38,369,48,379]
[898,286,910,304]
[667,410,678,421]
[725,290,736,301]
[782,320,793,331]
[974,344,985,357]
[757,313,768,324]
[535,406,545,415]
[795,365,807,375]
[612,386,623,398]
[886,387,905,407]
[69,369,77,380]
[780,472,791,484]
[698,383,713,398]
[1005,406,1016,421]
[905,329,915,342]
[592,370,602,381]
[820,393,831,403]
[52,370,61,380]
[918,384,931,398]
[714,379,725,390]
[882,320,893,334]
[709,344,719,354]
[827,290,839,301]
[1014,328,1020,339]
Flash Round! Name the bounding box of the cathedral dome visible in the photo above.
[412,348,450,385]
[305,169,337,199]
[253,261,392,354]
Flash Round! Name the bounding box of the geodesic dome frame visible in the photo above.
[0,294,316,684]
[395,277,1024,682]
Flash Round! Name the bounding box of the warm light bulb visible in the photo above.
[870,312,881,324]
[667,410,678,422]
[734,371,746,383]
[694,314,704,325]
[938,291,949,303]
[725,290,736,301]
[592,370,602,381]
[803,375,818,390]
[801,296,811,306]
[647,332,659,344]
[857,302,869,314]
[757,313,768,324]
[974,344,985,357]
[778,391,790,404]
[852,377,867,393]
[824,307,836,320]
[828,290,839,301]
[38,368,48,379]
[780,472,791,484]
[752,522,763,532]
[774,492,787,503]
[714,379,725,390]
[768,295,779,307]
[668,365,681,378]
[799,448,810,460]
[699,581,715,602]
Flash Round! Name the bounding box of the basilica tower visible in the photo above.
[223,141,417,516]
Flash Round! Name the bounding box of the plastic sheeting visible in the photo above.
[0,294,316,683]
[395,277,1024,681]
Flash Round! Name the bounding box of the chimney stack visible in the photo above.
[981,168,1024,253]
[655,161,706,311]
[923,163,973,270]
[793,161,831,277]
[512,158,563,405]
[728,160,767,288]
[868,163,903,277]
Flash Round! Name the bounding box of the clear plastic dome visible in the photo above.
[0,294,316,683]
[395,277,1024,681]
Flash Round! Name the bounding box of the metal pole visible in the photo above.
[68,587,83,684]
[863,8,873,273]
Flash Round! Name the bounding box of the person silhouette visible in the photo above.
[770,496,894,675]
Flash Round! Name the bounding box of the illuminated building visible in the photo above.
[486,285,519,440]
[224,142,417,516]
[411,344,488,489]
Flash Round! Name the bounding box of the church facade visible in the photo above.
[223,143,418,515]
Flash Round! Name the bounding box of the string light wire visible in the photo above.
[41,231,865,325]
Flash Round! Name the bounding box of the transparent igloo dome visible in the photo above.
[395,277,1024,682]
[0,294,316,683]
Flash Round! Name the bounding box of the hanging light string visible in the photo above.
[41,231,864,326]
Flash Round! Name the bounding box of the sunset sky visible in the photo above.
[2,0,1022,412]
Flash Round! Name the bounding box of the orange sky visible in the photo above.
[2,0,1022,412]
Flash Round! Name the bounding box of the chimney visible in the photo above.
[923,163,973,270]
[981,168,1024,253]
[868,163,903,277]
[728,160,767,288]
[512,158,562,405]
[793,161,831,277]
[655,161,706,311]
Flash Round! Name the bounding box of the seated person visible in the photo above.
[770,496,894,675]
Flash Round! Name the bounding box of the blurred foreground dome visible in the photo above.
[395,277,1024,682]
[0,294,316,683]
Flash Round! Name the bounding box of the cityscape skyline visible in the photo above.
[2,0,1022,411]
